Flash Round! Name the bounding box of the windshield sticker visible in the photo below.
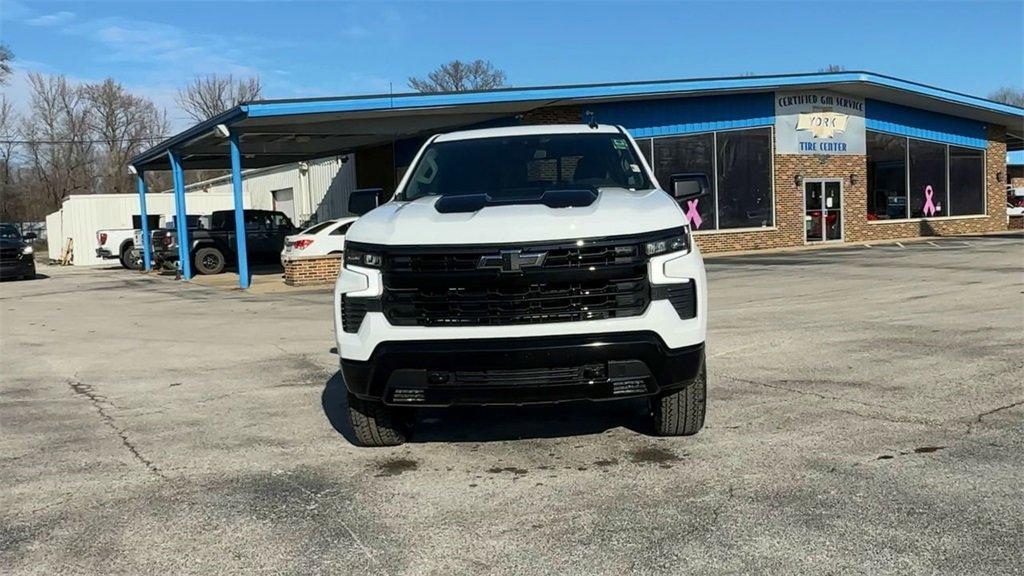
[612,139,628,150]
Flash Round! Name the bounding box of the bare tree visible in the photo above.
[988,86,1024,108]
[0,96,23,220]
[0,43,13,85]
[20,73,95,211]
[175,74,262,122]
[408,60,507,93]
[818,64,846,73]
[83,78,168,194]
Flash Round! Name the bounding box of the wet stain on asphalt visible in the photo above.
[375,458,419,477]
[875,446,947,461]
[630,446,682,465]
[593,459,618,467]
[487,467,528,476]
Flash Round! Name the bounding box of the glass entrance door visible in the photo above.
[804,180,843,242]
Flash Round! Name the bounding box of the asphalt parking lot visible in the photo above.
[2,234,1022,575]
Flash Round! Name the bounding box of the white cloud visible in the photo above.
[26,10,75,27]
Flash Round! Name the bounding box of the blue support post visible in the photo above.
[135,170,152,271]
[229,132,250,289]
[167,150,193,280]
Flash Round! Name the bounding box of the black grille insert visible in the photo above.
[652,282,697,320]
[341,296,378,333]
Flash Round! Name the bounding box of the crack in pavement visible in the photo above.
[965,399,1024,435]
[721,375,937,427]
[68,380,168,481]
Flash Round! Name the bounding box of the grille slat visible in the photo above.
[341,296,373,333]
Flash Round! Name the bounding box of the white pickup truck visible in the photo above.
[334,124,709,446]
[95,228,141,269]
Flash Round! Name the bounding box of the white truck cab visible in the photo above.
[334,124,708,446]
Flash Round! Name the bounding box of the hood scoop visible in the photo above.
[434,189,599,214]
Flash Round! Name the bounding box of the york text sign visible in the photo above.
[775,91,865,155]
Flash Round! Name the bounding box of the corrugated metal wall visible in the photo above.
[193,155,356,226]
[47,193,247,266]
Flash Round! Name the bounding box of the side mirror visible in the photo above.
[669,173,711,202]
[23,232,37,240]
[348,188,384,216]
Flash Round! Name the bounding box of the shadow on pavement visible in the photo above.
[321,371,653,446]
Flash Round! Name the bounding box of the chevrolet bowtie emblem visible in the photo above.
[478,250,547,273]
[796,111,849,139]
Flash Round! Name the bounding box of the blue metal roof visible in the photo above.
[132,70,1024,169]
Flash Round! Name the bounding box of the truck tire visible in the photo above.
[194,247,226,275]
[651,359,706,436]
[120,245,140,270]
[347,393,407,447]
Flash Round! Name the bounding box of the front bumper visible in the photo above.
[0,257,35,279]
[341,331,704,406]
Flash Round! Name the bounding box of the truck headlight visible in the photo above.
[645,232,688,256]
[22,246,33,255]
[344,247,382,268]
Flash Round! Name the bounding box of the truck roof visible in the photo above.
[434,124,623,143]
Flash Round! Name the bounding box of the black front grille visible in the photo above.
[375,233,666,327]
[452,365,605,387]
[0,247,22,264]
[384,275,648,327]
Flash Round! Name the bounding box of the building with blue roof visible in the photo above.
[130,70,1024,287]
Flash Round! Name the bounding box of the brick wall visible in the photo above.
[283,255,342,287]
[694,152,866,254]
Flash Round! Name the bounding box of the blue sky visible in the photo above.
[1,0,1022,134]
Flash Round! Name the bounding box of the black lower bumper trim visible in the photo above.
[341,332,704,407]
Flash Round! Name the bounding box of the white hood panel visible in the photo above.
[346,188,688,246]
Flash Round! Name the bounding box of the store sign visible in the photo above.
[775,91,865,155]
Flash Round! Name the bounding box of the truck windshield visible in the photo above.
[402,132,652,201]
[0,224,21,240]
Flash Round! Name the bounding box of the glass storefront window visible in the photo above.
[651,133,716,230]
[716,128,773,229]
[866,131,908,219]
[866,130,986,221]
[948,146,985,216]
[909,139,947,218]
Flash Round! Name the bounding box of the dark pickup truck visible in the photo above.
[152,209,297,275]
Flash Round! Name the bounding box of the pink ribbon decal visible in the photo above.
[922,185,937,216]
[685,199,703,229]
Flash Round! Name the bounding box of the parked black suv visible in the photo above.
[0,224,37,280]
[151,209,297,275]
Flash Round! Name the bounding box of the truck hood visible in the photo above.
[346,188,687,246]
